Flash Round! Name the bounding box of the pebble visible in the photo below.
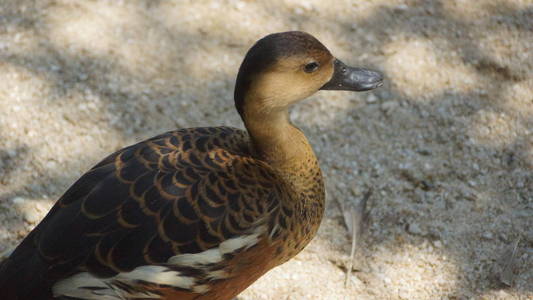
[11,197,46,224]
[6,149,18,158]
[381,100,399,113]
[366,93,378,103]
[408,223,423,235]
[78,73,89,81]
[11,196,25,205]
[22,208,42,224]
[234,1,245,11]
[417,149,432,156]
[50,65,61,72]
[397,4,409,10]
[497,290,510,298]
[45,160,58,169]
[481,232,493,240]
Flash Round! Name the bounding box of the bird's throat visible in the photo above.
[242,105,324,199]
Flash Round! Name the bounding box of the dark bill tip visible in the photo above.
[320,59,383,92]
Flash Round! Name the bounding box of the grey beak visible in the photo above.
[320,59,383,92]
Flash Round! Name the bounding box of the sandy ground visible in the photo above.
[0,0,532,299]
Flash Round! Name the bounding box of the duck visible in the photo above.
[0,31,382,300]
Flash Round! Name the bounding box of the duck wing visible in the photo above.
[0,127,281,300]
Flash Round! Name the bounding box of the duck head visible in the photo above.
[234,31,383,119]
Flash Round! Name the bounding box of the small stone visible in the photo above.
[6,149,17,157]
[78,73,88,81]
[50,65,61,72]
[381,100,399,113]
[366,93,378,103]
[11,198,46,224]
[234,1,245,10]
[11,197,25,205]
[497,290,509,298]
[23,208,41,224]
[397,4,408,10]
[516,180,524,189]
[417,149,431,156]
[45,160,57,169]
[433,240,442,248]
[408,223,423,235]
[349,185,361,196]
[481,232,493,240]
[300,1,312,10]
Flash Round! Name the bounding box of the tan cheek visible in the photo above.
[248,73,297,109]
[299,65,333,92]
[320,61,335,84]
[275,73,317,102]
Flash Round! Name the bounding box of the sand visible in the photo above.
[0,0,531,299]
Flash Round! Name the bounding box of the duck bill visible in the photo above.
[320,59,383,92]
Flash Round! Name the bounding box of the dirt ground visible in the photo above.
[0,0,531,299]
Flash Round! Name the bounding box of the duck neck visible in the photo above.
[242,107,313,171]
[241,104,324,202]
[241,104,325,253]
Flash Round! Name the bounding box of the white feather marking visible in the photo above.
[116,265,195,288]
[53,266,193,299]
[168,225,266,267]
[219,232,261,253]
[52,226,266,299]
[168,248,222,266]
[269,223,279,240]
[52,272,119,300]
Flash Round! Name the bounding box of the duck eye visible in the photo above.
[304,62,319,73]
